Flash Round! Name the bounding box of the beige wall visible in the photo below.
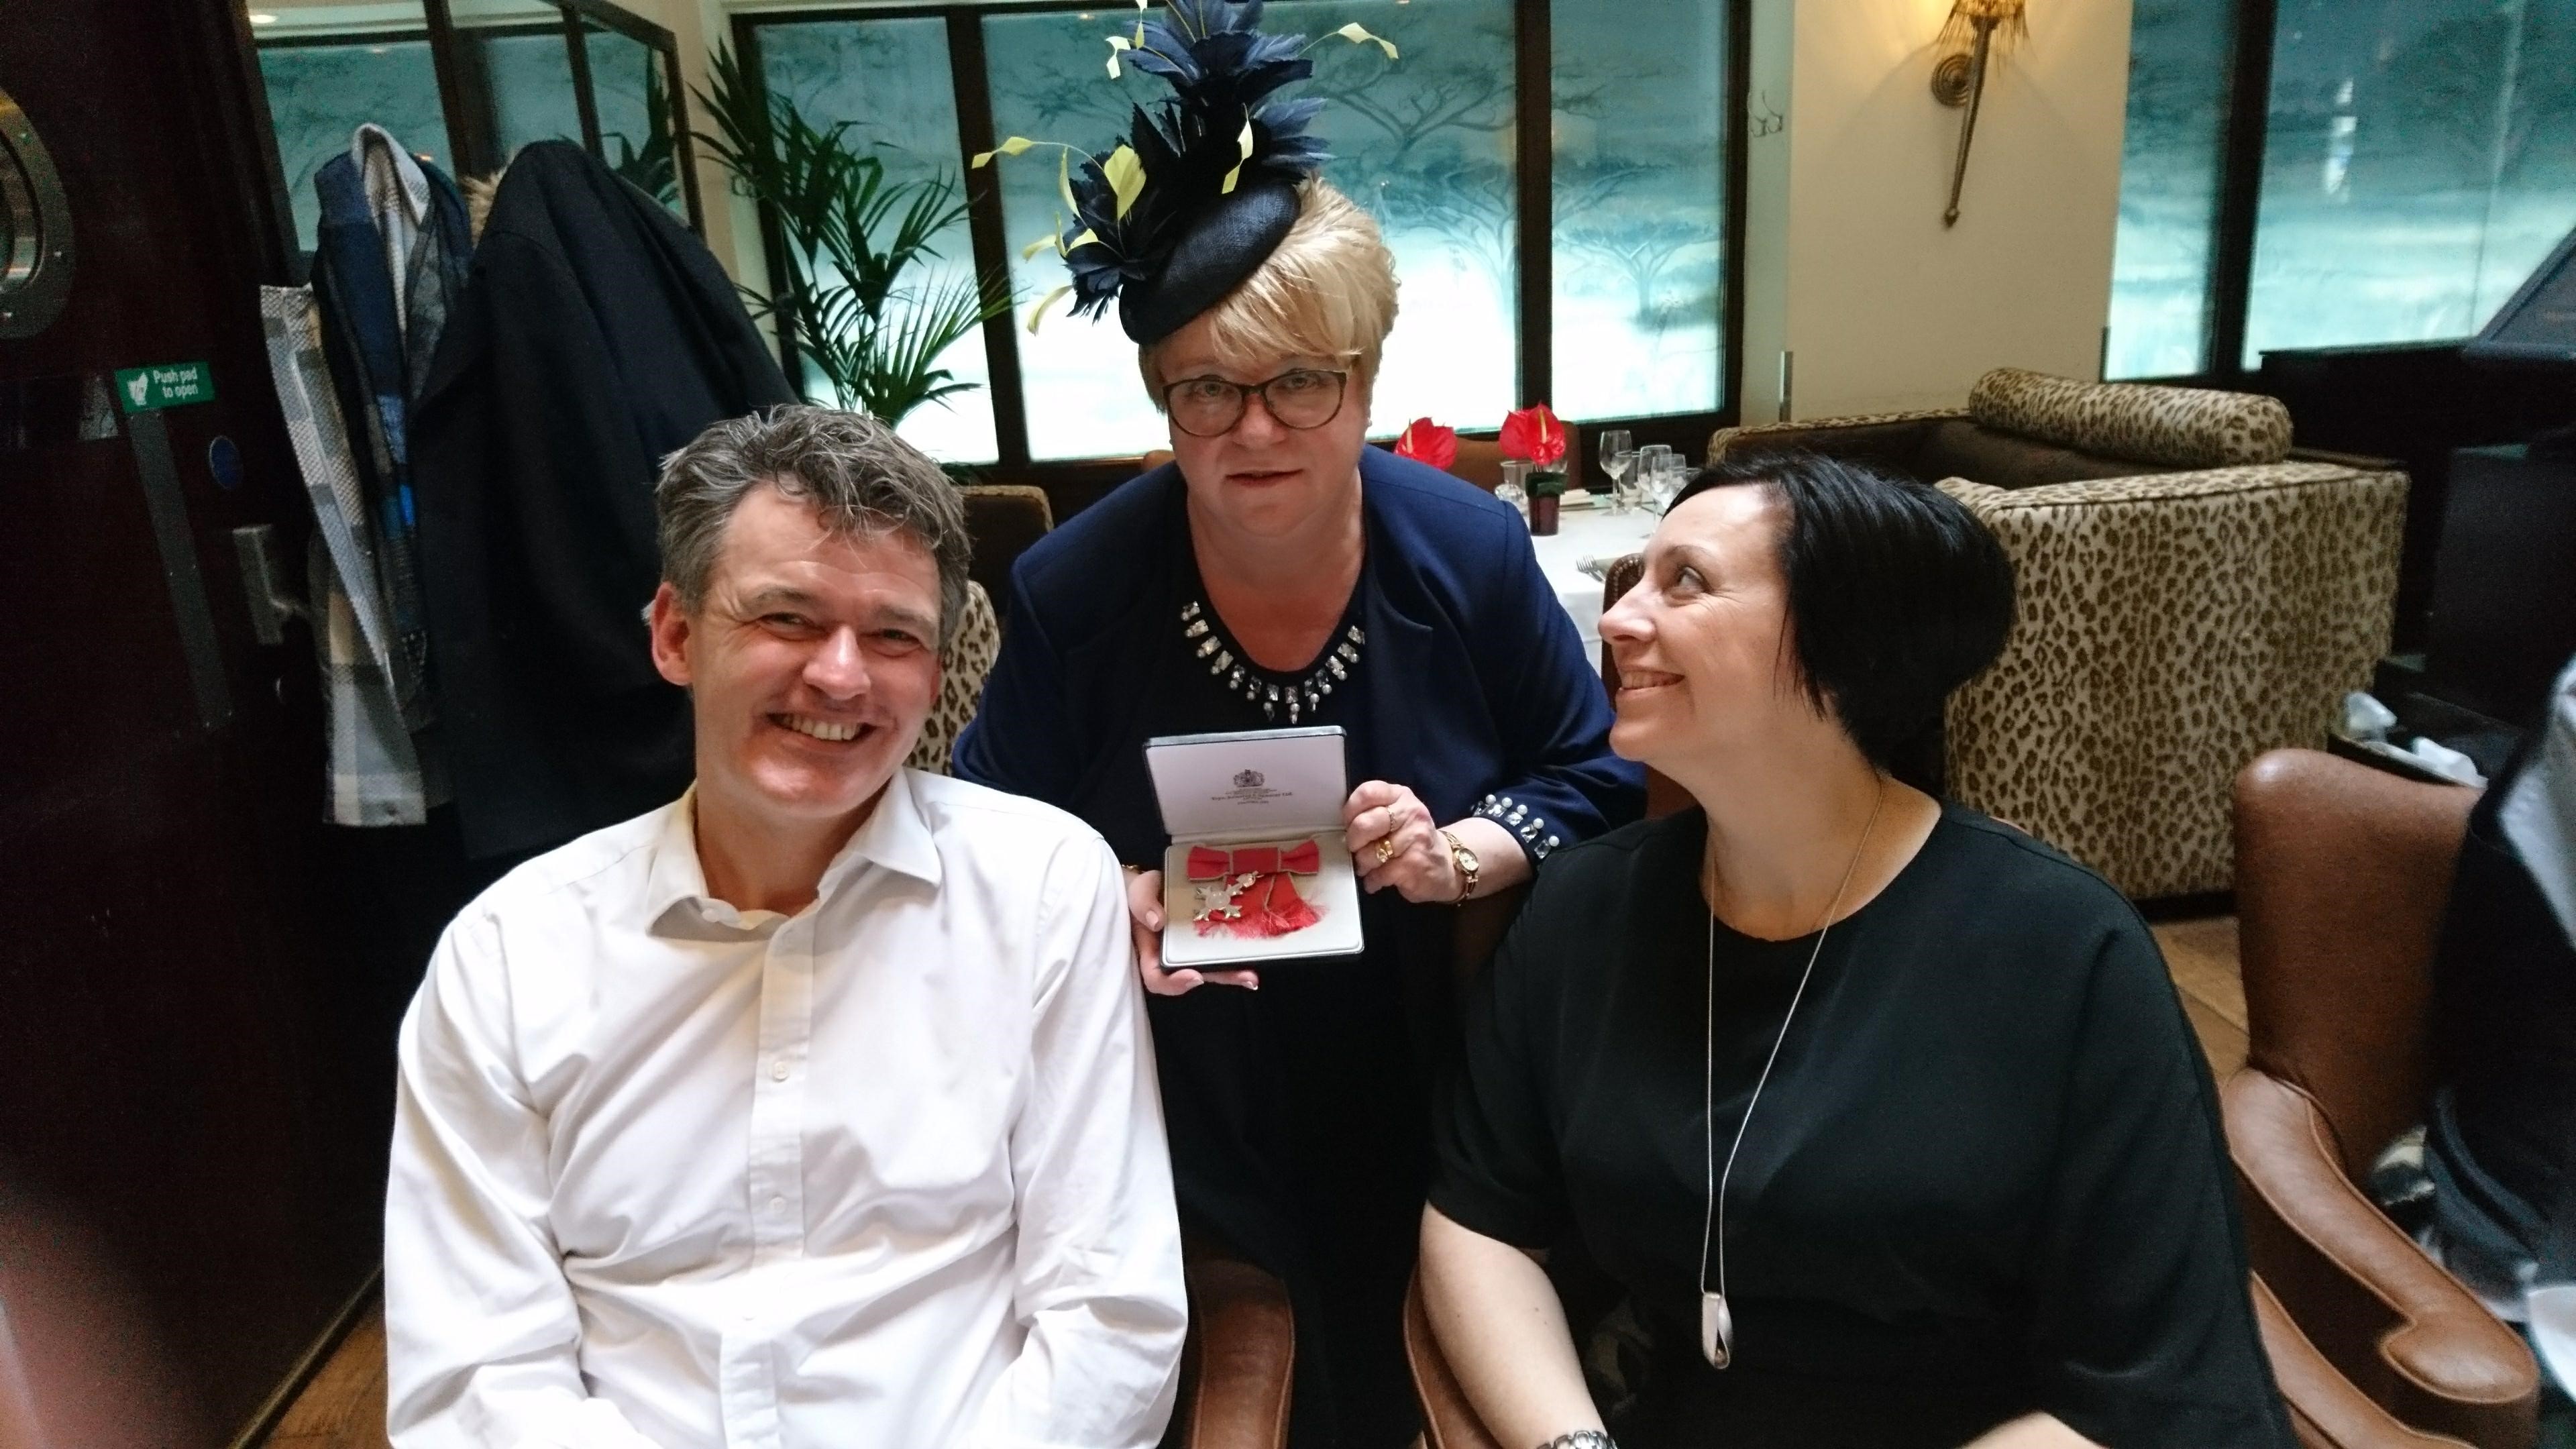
[1740,0,2132,422]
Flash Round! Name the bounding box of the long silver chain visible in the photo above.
[1697,780,1886,1351]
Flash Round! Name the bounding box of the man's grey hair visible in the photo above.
[655,405,971,647]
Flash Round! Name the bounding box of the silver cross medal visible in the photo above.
[1191,881,1242,925]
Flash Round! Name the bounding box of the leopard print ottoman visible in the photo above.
[1939,461,2405,898]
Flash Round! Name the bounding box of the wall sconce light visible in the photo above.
[1930,0,2027,227]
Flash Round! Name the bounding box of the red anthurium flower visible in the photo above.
[1499,403,1567,468]
[1393,417,1458,470]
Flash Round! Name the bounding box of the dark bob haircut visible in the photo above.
[1664,449,2016,770]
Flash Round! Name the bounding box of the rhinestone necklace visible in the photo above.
[1179,598,1364,725]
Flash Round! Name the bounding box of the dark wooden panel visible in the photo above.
[2255,342,2576,650]
[0,0,450,1440]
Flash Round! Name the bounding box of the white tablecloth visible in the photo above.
[1523,500,1659,655]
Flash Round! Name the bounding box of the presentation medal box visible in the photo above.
[1145,726,1364,968]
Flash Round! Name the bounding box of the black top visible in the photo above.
[1432,806,2294,1449]
[953,453,1642,1448]
[2426,725,2576,1281]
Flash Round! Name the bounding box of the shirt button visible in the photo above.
[768,1195,787,1214]
[771,1059,791,1082]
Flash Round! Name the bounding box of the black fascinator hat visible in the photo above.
[975,0,1396,344]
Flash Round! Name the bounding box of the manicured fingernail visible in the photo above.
[1147,913,1162,929]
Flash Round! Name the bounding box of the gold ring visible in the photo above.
[1374,836,1395,865]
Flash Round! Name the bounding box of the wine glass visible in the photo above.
[1652,453,1688,511]
[1597,429,1633,511]
[1605,451,1641,514]
[1497,458,1532,523]
[1631,444,1672,514]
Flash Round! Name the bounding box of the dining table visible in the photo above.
[1519,492,1661,657]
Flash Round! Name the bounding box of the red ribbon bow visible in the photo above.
[1183,838,1324,939]
[1185,840,1322,879]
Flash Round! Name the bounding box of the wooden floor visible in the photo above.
[2155,914,2250,1079]
[261,917,2250,1449]
[266,1302,388,1449]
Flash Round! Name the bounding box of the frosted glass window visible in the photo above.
[2244,0,2576,368]
[585,25,683,217]
[446,0,585,166]
[759,19,998,465]
[1550,0,1725,421]
[2106,0,2232,379]
[258,34,452,250]
[985,0,1517,460]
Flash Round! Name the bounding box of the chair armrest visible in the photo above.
[1174,1254,1296,1449]
[1405,1272,1507,1449]
[2226,1071,2539,1449]
[2256,1273,2478,1449]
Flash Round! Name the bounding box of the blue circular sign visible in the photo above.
[207,434,243,491]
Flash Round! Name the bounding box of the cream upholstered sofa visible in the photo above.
[1707,369,2407,899]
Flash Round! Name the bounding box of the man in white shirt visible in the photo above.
[384,405,1186,1449]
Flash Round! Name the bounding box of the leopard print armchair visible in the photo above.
[1706,370,2405,899]
[908,580,1002,776]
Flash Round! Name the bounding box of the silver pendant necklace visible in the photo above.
[1698,779,1886,1370]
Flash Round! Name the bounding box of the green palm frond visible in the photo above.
[693,43,1011,427]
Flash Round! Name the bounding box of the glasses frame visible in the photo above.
[1160,368,1352,439]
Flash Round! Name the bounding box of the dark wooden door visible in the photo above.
[0,1,433,1442]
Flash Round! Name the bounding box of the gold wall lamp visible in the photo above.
[1930,0,2028,227]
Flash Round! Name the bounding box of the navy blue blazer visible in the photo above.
[953,445,1642,865]
[955,446,1640,1447]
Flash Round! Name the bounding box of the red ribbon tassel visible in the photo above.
[1183,838,1324,938]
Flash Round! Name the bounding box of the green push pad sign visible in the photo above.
[114,362,216,413]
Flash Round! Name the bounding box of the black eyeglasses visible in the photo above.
[1161,368,1350,438]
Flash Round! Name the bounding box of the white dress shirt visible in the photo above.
[384,769,1185,1449]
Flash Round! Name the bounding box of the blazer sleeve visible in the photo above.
[952,559,1082,812]
[1461,510,1644,864]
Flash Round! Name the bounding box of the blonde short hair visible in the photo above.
[1138,179,1400,402]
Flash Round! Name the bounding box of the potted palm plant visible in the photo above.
[695,46,1012,427]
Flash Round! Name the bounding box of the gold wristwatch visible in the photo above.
[1440,828,1480,905]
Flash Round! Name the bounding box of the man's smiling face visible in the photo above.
[650,482,943,830]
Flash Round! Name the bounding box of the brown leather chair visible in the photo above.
[2229,748,2540,1448]
[960,483,1054,614]
[1170,1246,1297,1449]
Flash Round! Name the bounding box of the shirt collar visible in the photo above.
[645,772,944,933]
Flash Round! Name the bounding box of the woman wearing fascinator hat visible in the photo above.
[953,4,1642,1443]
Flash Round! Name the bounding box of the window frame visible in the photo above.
[244,0,704,258]
[733,0,1750,499]
[2114,0,2576,388]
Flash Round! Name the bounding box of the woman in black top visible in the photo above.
[1421,453,2294,1449]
